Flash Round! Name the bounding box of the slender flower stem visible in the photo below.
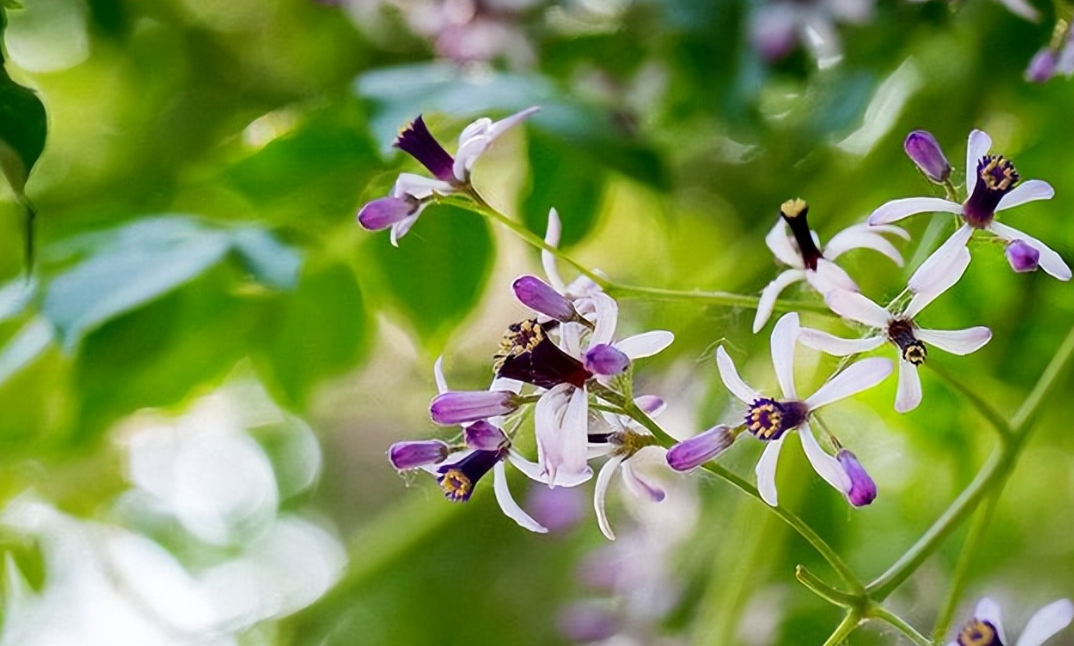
[931,491,1001,641]
[797,565,862,608]
[870,603,936,646]
[821,611,862,646]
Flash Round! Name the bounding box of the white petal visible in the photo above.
[589,293,620,347]
[433,356,449,393]
[486,106,540,140]
[966,130,993,199]
[621,454,667,503]
[798,327,885,356]
[825,289,891,328]
[1015,599,1074,646]
[393,173,455,200]
[807,259,858,295]
[798,423,851,493]
[452,107,539,181]
[534,385,593,487]
[867,197,961,225]
[507,451,547,483]
[756,438,784,507]
[916,327,992,355]
[975,598,1008,646]
[801,13,843,69]
[989,222,1072,281]
[997,179,1054,211]
[770,312,800,400]
[753,269,805,334]
[905,247,972,318]
[389,214,421,247]
[805,357,893,410]
[894,359,922,413]
[765,219,804,267]
[824,227,904,266]
[615,331,674,359]
[593,456,623,540]
[907,224,975,293]
[716,346,761,403]
[493,461,548,533]
[542,208,566,291]
[458,116,493,145]
[995,0,1040,21]
[866,224,911,240]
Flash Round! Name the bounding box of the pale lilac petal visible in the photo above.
[867,197,961,225]
[770,312,800,400]
[798,423,851,494]
[905,247,972,318]
[907,224,975,293]
[452,107,539,181]
[824,227,905,266]
[916,327,992,355]
[542,208,565,291]
[535,385,581,486]
[765,220,803,267]
[805,357,893,410]
[976,598,1008,646]
[433,356,449,394]
[825,289,891,328]
[589,293,619,347]
[966,130,994,199]
[486,106,540,140]
[995,0,1040,21]
[798,327,885,356]
[716,346,761,403]
[389,214,421,247]
[753,269,805,334]
[989,222,1072,281]
[507,451,547,483]
[756,438,784,507]
[894,359,922,413]
[615,331,674,359]
[593,456,623,540]
[493,461,548,533]
[807,259,858,295]
[997,179,1054,212]
[392,172,454,200]
[867,224,912,240]
[1015,599,1074,646]
[621,446,668,503]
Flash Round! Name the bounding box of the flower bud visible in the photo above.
[556,603,618,643]
[583,344,630,377]
[633,395,665,416]
[903,130,952,184]
[464,420,508,451]
[357,196,416,230]
[1025,48,1057,83]
[665,425,735,472]
[388,440,451,470]
[1005,239,1040,273]
[837,450,876,507]
[430,390,519,425]
[512,275,578,321]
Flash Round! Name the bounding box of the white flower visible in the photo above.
[949,598,1073,646]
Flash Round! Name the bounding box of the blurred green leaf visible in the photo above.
[0,317,51,387]
[520,130,604,248]
[230,227,303,290]
[0,276,34,323]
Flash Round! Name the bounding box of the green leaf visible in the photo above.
[230,227,303,290]
[364,204,493,352]
[0,316,51,387]
[520,130,604,248]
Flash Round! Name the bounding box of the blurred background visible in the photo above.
[0,0,1072,644]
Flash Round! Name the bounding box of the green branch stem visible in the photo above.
[931,490,1001,641]
[821,611,862,646]
[870,603,936,646]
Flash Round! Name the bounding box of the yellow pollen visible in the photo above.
[780,198,808,219]
[493,319,546,371]
[748,403,783,439]
[981,156,1017,191]
[902,343,927,365]
[958,619,997,646]
[439,469,473,501]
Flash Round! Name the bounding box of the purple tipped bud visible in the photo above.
[665,425,735,472]
[1025,49,1057,83]
[464,420,508,450]
[430,390,519,425]
[1005,239,1040,273]
[633,395,665,416]
[512,275,577,321]
[357,196,416,231]
[904,130,952,184]
[583,344,630,377]
[837,450,876,507]
[556,603,618,643]
[388,440,451,470]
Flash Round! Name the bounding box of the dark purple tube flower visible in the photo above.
[388,439,451,470]
[429,390,520,425]
[836,449,876,507]
[778,198,823,271]
[494,319,591,389]
[904,130,952,184]
[437,448,505,502]
[1025,48,1058,83]
[583,344,630,377]
[394,115,457,184]
[666,425,736,472]
[512,275,578,322]
[1005,239,1041,273]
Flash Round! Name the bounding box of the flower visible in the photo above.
[949,598,1073,646]
[357,107,539,245]
[748,0,873,69]
[754,198,908,333]
[904,130,952,184]
[868,129,1071,284]
[717,312,892,506]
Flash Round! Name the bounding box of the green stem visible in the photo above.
[870,603,935,646]
[797,565,862,608]
[931,490,1000,641]
[821,611,862,646]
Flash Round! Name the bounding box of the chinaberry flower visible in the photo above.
[950,598,1073,646]
[800,248,992,412]
[754,198,908,333]
[388,439,451,470]
[717,312,892,506]
[665,425,737,472]
[357,107,538,245]
[868,129,1071,284]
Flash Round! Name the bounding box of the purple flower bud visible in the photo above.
[388,440,451,470]
[526,485,585,533]
[1025,49,1057,83]
[556,603,618,643]
[837,450,876,507]
[357,196,415,231]
[430,390,519,425]
[1005,239,1040,273]
[903,130,952,184]
[464,420,508,451]
[583,344,630,377]
[512,275,577,321]
[665,425,735,472]
[633,395,665,416]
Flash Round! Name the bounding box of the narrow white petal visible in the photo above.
[807,259,858,295]
[389,215,421,247]
[907,224,975,293]
[975,598,1008,646]
[824,229,904,266]
[433,356,449,394]
[534,384,572,485]
[867,224,911,240]
[615,331,674,359]
[765,220,804,267]
[770,313,800,399]
[493,461,548,533]
[452,135,491,181]
[756,439,784,507]
[805,357,893,410]
[995,0,1040,21]
[393,173,455,200]
[867,197,961,225]
[825,289,891,328]
[905,247,972,318]
[621,454,667,503]
[507,451,547,483]
[799,327,885,356]
[457,117,492,145]
[989,222,1072,281]
[486,106,541,140]
[916,327,992,355]
[559,388,593,487]
[753,269,805,334]
[966,130,993,199]
[716,346,761,403]
[997,179,1054,211]
[593,456,623,540]
[542,208,565,291]
[798,423,851,493]
[894,359,922,413]
[589,293,620,347]
[1015,599,1074,646]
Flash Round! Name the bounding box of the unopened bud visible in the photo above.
[430,390,519,425]
[512,275,578,321]
[666,425,736,472]
[583,344,630,377]
[903,130,952,184]
[388,440,451,470]
[837,450,877,507]
[1005,239,1040,273]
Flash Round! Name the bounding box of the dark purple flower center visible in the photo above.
[394,115,457,183]
[494,319,592,389]
[957,619,1002,646]
[780,198,823,271]
[437,448,506,502]
[745,398,809,441]
[887,319,927,365]
[963,155,1019,228]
